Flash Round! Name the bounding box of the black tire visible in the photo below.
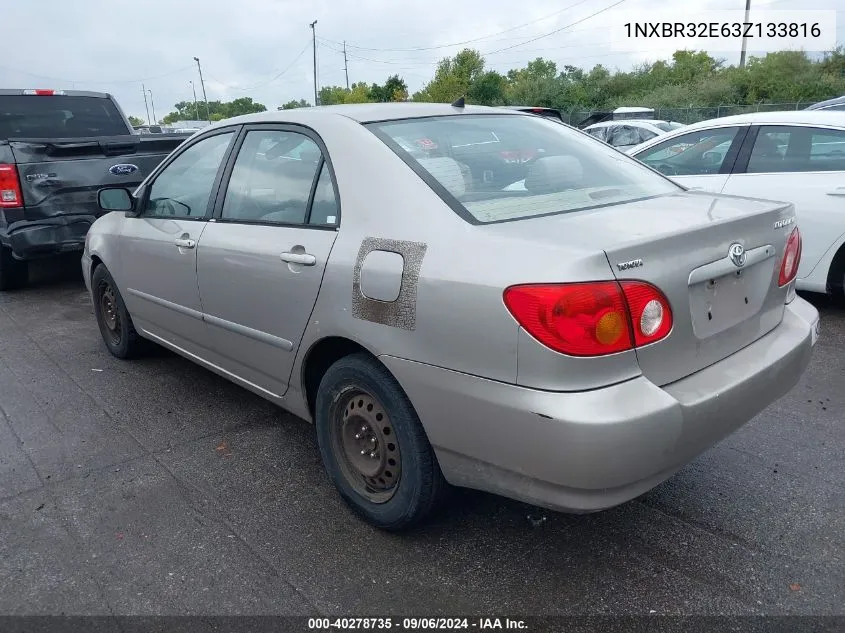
[91,264,144,359]
[315,353,447,530]
[0,247,28,291]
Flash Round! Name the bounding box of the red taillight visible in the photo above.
[23,89,64,96]
[778,227,801,287]
[503,280,673,357]
[0,164,23,208]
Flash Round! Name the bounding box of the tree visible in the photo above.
[279,99,310,109]
[127,115,145,127]
[413,48,486,102]
[370,75,408,102]
[319,86,350,106]
[162,97,267,123]
[468,71,507,106]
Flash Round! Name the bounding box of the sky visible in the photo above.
[2,0,843,123]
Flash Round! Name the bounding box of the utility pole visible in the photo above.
[193,56,210,121]
[190,81,199,120]
[739,0,751,67]
[343,40,349,89]
[147,89,157,125]
[310,20,319,105]
[141,84,151,125]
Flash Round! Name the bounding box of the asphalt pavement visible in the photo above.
[0,256,842,617]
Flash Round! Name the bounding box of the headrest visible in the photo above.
[524,155,584,194]
[417,157,466,198]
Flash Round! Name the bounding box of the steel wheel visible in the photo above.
[331,389,402,504]
[98,280,122,346]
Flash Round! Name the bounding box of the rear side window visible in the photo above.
[746,125,845,173]
[368,114,680,224]
[0,95,130,139]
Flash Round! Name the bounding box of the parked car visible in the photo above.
[0,89,191,289]
[503,106,565,122]
[627,110,845,298]
[84,103,819,530]
[584,119,685,151]
[805,96,845,112]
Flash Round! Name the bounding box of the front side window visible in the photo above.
[143,131,234,218]
[746,125,845,173]
[368,114,680,224]
[634,127,742,176]
[221,129,326,225]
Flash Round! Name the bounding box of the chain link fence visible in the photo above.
[564,102,818,126]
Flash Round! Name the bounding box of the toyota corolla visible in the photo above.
[83,103,820,530]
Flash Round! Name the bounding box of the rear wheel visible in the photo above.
[91,264,143,359]
[0,247,28,291]
[315,353,446,530]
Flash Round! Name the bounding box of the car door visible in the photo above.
[631,125,749,192]
[119,128,237,356]
[195,125,340,398]
[720,124,845,281]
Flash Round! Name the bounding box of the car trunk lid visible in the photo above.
[485,190,796,386]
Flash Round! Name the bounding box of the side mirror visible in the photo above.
[98,187,134,212]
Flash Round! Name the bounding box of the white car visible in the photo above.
[583,119,684,151]
[628,110,845,298]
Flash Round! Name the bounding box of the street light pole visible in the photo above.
[310,20,318,106]
[739,0,751,67]
[147,89,157,125]
[141,83,151,125]
[190,81,199,120]
[193,56,210,121]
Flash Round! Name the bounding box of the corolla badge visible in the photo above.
[728,242,746,267]
[109,163,138,176]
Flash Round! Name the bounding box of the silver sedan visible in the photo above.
[83,103,820,530]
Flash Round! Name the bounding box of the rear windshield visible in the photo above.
[0,95,130,139]
[368,114,680,224]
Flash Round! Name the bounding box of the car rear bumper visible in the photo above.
[379,297,819,513]
[0,214,96,260]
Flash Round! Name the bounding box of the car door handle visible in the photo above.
[174,237,196,249]
[280,252,316,266]
[826,188,845,196]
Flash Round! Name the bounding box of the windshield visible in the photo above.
[0,95,130,139]
[367,114,680,224]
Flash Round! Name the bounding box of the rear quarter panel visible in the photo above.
[290,116,629,417]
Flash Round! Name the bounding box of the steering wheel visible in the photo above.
[154,198,192,217]
[654,163,679,176]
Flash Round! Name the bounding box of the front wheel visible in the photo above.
[315,353,447,530]
[91,264,144,359]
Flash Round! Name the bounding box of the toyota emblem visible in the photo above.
[728,242,746,267]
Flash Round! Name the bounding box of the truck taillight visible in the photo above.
[503,280,673,357]
[22,89,65,96]
[0,164,23,208]
[778,227,801,287]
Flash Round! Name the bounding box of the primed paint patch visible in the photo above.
[352,237,427,330]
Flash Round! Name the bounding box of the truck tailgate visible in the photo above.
[9,134,187,213]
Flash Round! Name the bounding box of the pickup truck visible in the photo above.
[0,89,191,289]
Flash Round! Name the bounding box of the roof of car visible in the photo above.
[807,95,845,109]
[585,119,671,128]
[674,110,845,129]
[217,103,525,128]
